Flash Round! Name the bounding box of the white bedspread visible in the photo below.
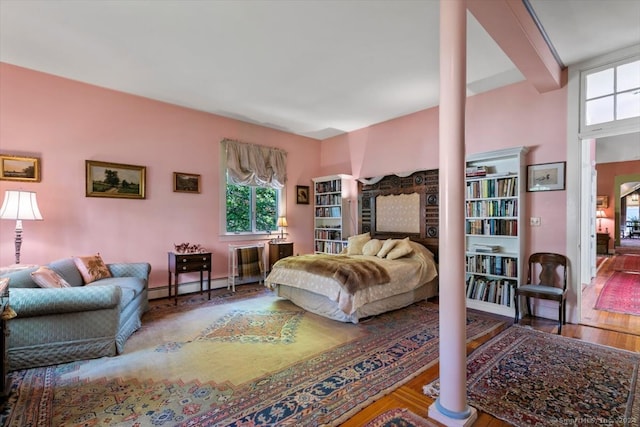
[265,241,437,315]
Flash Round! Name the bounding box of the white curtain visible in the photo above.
[224,139,287,189]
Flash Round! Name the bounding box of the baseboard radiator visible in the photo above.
[227,243,266,292]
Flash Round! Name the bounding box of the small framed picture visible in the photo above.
[0,154,41,182]
[527,162,566,192]
[86,160,146,199]
[296,185,310,204]
[173,172,201,193]
[596,195,609,209]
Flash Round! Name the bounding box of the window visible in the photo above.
[581,57,640,134]
[222,138,287,235]
[226,182,279,233]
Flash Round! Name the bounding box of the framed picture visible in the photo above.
[527,161,566,192]
[0,154,41,182]
[296,185,310,204]
[86,160,146,199]
[596,195,609,209]
[173,172,201,193]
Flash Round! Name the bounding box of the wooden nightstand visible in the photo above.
[269,242,293,270]
[168,252,212,305]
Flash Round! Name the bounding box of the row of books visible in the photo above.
[466,177,518,198]
[466,219,518,236]
[314,229,342,240]
[314,240,346,254]
[466,199,518,218]
[315,180,342,194]
[315,194,342,206]
[315,207,341,218]
[466,255,518,277]
[466,275,515,307]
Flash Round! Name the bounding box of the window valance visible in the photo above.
[223,138,287,189]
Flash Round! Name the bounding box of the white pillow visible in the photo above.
[362,239,382,256]
[376,239,397,258]
[386,237,414,260]
[347,232,371,255]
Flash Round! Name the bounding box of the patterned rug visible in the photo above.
[614,254,640,273]
[1,285,505,427]
[424,326,640,427]
[595,271,640,315]
[364,408,438,427]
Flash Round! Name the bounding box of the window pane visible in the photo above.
[585,96,614,125]
[226,183,251,232]
[586,68,614,99]
[617,60,640,92]
[616,90,640,120]
[255,187,278,232]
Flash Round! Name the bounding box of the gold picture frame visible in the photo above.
[173,172,201,193]
[86,160,146,199]
[596,195,609,209]
[296,185,310,204]
[0,154,41,182]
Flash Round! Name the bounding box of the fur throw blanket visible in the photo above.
[272,254,391,294]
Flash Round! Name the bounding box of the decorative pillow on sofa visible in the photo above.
[386,237,414,260]
[73,253,112,284]
[362,239,382,256]
[346,232,371,255]
[31,266,72,288]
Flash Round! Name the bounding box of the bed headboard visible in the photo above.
[358,170,439,260]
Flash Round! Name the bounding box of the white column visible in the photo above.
[428,1,477,426]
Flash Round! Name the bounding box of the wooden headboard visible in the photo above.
[358,170,439,260]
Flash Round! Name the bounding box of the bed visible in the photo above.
[265,170,440,323]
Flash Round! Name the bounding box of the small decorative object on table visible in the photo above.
[173,242,207,254]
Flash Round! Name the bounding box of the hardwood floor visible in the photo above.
[340,254,640,426]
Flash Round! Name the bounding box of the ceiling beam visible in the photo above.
[468,0,566,93]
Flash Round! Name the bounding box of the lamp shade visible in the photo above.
[596,209,606,219]
[0,190,43,221]
[277,216,288,227]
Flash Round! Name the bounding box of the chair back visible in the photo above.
[527,252,568,290]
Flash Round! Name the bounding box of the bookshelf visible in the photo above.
[312,174,356,254]
[465,146,529,317]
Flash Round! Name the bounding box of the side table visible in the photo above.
[269,241,294,270]
[168,252,212,305]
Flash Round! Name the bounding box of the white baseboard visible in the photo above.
[148,278,230,300]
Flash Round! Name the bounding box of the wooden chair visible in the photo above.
[514,252,568,334]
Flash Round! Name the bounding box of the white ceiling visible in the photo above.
[1,0,639,140]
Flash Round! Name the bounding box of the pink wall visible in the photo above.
[0,63,321,289]
[596,160,640,248]
[320,80,569,257]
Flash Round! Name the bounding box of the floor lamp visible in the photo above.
[0,190,43,264]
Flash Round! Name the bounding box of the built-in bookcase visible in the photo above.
[465,147,529,317]
[312,174,356,254]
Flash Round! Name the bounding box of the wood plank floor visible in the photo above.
[340,255,640,426]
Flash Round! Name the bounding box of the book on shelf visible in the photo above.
[466,166,488,177]
[472,244,500,253]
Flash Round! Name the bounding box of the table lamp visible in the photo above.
[596,209,606,231]
[0,190,43,264]
[277,216,288,241]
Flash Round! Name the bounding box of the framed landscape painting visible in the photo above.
[0,154,41,182]
[86,160,146,199]
[173,172,201,193]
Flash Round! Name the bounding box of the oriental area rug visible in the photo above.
[614,254,640,273]
[595,271,640,316]
[364,408,438,427]
[0,285,505,427]
[424,326,640,427]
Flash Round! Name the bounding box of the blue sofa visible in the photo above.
[3,258,150,370]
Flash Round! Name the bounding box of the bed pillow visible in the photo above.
[346,232,371,255]
[376,238,397,258]
[73,253,112,284]
[362,238,382,256]
[31,266,72,288]
[386,237,414,260]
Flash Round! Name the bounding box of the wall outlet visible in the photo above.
[530,217,541,226]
